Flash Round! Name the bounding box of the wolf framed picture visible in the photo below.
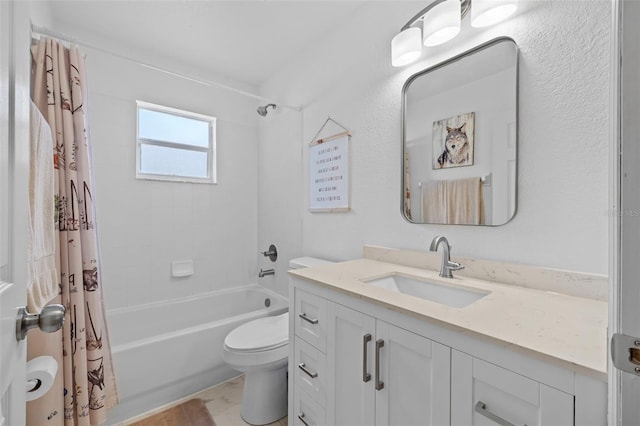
[432,112,475,169]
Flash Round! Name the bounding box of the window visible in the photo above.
[136,101,216,183]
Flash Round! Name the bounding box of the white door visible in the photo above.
[0,283,27,426]
[611,0,640,424]
[325,302,375,426]
[0,1,30,424]
[374,321,450,426]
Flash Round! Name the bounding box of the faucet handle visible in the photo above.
[261,244,278,262]
[447,261,464,271]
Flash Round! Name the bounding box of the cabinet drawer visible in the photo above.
[294,388,326,426]
[294,288,327,351]
[294,336,327,406]
[452,351,574,426]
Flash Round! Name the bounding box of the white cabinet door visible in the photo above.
[325,302,375,426]
[374,321,450,426]
[451,350,573,426]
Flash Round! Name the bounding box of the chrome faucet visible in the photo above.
[429,236,465,278]
[259,268,275,278]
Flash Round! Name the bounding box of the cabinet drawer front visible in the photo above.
[294,336,327,406]
[295,288,327,351]
[294,389,326,426]
[452,351,574,426]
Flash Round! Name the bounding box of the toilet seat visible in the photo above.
[224,312,288,352]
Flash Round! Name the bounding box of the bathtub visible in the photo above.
[105,285,288,424]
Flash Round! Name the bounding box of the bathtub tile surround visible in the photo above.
[364,245,609,301]
[83,42,260,311]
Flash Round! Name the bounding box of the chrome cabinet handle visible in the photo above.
[297,412,309,426]
[475,401,526,426]
[363,334,372,382]
[299,312,319,324]
[375,339,384,391]
[298,362,318,379]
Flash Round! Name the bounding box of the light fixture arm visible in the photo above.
[400,0,471,31]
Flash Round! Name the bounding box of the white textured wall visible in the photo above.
[48,28,261,310]
[259,0,610,280]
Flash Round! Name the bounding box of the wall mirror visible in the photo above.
[402,37,518,226]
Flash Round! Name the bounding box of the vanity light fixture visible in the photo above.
[423,0,461,47]
[391,0,517,67]
[471,0,518,27]
[391,27,423,67]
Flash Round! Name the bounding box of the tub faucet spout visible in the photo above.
[429,236,465,278]
[259,268,275,278]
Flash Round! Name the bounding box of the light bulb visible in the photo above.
[423,0,461,47]
[471,0,518,28]
[392,27,422,67]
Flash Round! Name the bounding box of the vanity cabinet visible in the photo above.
[292,287,450,426]
[325,302,450,426]
[451,350,574,426]
[289,275,605,426]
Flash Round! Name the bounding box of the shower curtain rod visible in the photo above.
[30,23,303,112]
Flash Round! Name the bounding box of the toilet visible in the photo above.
[223,256,333,425]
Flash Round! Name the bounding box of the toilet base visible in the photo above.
[240,366,288,425]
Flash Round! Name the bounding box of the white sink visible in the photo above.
[362,273,489,308]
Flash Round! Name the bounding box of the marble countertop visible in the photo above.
[289,258,608,380]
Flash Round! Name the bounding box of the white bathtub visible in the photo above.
[105,285,288,424]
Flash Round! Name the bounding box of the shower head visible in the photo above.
[257,103,277,117]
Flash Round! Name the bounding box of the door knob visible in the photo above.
[15,304,65,341]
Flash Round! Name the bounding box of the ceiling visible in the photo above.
[48,0,372,87]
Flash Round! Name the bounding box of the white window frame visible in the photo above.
[136,100,217,184]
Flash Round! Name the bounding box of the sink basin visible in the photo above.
[362,273,489,308]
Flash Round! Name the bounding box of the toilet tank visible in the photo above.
[288,257,333,270]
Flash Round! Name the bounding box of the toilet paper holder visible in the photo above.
[15,304,65,341]
[26,356,58,402]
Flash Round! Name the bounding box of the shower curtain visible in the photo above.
[404,151,412,220]
[29,38,118,426]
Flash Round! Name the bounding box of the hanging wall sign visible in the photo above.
[309,131,350,212]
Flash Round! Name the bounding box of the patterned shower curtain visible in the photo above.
[404,150,412,220]
[30,38,118,426]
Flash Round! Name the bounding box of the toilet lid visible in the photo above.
[224,312,289,352]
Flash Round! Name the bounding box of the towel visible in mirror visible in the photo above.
[422,177,484,225]
[422,181,448,224]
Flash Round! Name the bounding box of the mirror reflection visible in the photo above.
[402,38,518,226]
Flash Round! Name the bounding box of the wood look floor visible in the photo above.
[125,376,288,426]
